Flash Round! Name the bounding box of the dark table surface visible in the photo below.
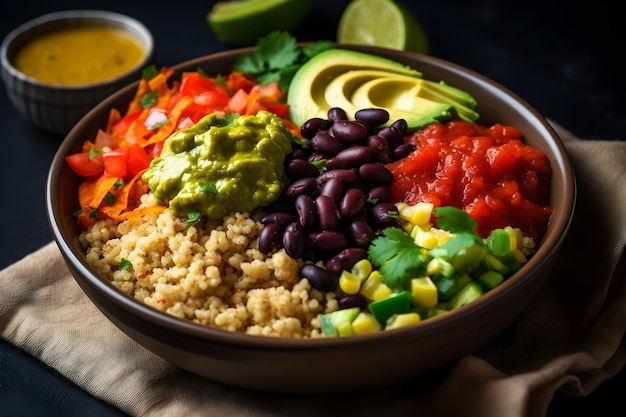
[1,1,624,416]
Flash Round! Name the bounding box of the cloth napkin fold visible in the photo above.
[2,122,625,417]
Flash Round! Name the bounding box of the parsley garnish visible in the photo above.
[233,31,333,90]
[119,258,132,271]
[104,192,116,205]
[139,91,159,108]
[200,183,218,194]
[184,211,203,233]
[88,149,103,159]
[142,64,159,81]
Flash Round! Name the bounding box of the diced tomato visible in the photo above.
[103,148,128,178]
[194,91,231,109]
[226,72,256,94]
[226,89,249,114]
[126,143,152,176]
[111,111,141,137]
[253,82,284,104]
[66,151,104,177]
[148,141,164,159]
[179,72,229,98]
[264,102,290,119]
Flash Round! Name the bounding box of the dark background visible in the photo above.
[1,1,624,416]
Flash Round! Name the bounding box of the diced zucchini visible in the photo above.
[448,281,483,309]
[477,270,504,289]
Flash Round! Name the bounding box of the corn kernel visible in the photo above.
[396,201,434,226]
[360,271,393,301]
[351,259,372,280]
[385,312,421,330]
[411,276,438,308]
[339,270,361,294]
[352,312,381,334]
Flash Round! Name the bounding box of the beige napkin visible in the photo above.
[2,122,625,417]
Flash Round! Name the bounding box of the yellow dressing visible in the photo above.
[13,26,145,85]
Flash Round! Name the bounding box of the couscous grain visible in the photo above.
[80,194,336,338]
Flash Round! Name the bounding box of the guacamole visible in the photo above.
[143,110,293,219]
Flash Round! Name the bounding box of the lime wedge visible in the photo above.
[208,0,314,46]
[337,0,429,54]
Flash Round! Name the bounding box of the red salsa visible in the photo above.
[387,120,553,242]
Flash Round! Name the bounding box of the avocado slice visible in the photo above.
[287,48,422,127]
[287,48,479,130]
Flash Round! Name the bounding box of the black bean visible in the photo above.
[318,177,344,203]
[317,169,356,185]
[367,185,391,203]
[377,125,403,148]
[331,120,370,145]
[340,187,366,219]
[313,230,349,253]
[283,222,307,258]
[324,157,350,170]
[315,195,341,230]
[287,148,308,161]
[295,194,317,228]
[286,177,317,199]
[260,212,298,226]
[355,108,390,127]
[286,158,319,179]
[349,219,375,247]
[367,134,394,164]
[332,146,373,167]
[301,117,329,139]
[327,107,348,123]
[338,293,368,310]
[393,143,416,160]
[326,247,368,272]
[300,264,338,291]
[258,223,283,253]
[391,118,408,136]
[310,130,345,155]
[370,202,400,227]
[358,163,394,185]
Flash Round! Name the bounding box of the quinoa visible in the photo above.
[79,194,338,338]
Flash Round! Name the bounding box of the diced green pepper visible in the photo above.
[368,291,411,325]
[486,228,512,255]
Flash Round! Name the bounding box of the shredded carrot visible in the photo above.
[71,65,299,231]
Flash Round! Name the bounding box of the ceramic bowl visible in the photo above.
[46,45,576,393]
[0,10,154,136]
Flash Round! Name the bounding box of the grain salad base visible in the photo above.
[79,194,338,338]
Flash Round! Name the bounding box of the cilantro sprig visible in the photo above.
[368,206,489,289]
[232,31,333,90]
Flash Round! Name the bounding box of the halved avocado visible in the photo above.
[287,48,422,127]
[287,48,479,130]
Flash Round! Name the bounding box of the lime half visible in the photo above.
[208,0,314,46]
[337,0,429,54]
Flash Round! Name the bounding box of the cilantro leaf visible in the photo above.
[258,31,299,70]
[232,31,333,90]
[368,227,427,289]
[433,206,477,234]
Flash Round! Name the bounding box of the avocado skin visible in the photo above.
[287,48,479,131]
